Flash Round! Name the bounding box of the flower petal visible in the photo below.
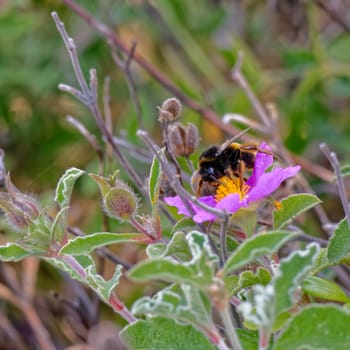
[247,165,301,202]
[164,195,217,223]
[216,193,243,213]
[246,143,273,187]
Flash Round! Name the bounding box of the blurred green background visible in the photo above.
[1,0,350,348]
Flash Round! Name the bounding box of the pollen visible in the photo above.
[215,176,250,202]
[274,200,283,211]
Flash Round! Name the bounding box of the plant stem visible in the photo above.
[220,305,243,350]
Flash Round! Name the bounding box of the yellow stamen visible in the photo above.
[274,200,283,211]
[215,176,250,202]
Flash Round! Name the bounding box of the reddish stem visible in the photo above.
[109,294,137,323]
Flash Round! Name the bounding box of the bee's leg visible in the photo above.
[238,160,245,192]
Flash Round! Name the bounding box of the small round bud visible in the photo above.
[104,187,138,221]
[158,97,182,122]
[90,171,139,222]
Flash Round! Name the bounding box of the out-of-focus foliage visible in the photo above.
[1,1,350,348]
[2,1,350,194]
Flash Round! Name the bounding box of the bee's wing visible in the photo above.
[216,127,251,155]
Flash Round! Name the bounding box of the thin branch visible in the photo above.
[66,115,104,168]
[52,12,144,189]
[231,53,272,129]
[219,215,229,263]
[320,143,350,229]
[315,0,350,33]
[219,305,243,350]
[103,76,113,135]
[60,0,242,137]
[110,40,144,128]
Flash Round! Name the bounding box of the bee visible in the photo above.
[191,141,273,197]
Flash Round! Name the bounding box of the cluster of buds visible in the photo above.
[0,174,40,232]
[158,97,200,157]
[89,171,139,222]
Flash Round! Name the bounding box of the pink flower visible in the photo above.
[164,144,300,223]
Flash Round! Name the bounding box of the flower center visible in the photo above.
[215,176,250,202]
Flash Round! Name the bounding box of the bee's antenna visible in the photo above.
[216,127,251,154]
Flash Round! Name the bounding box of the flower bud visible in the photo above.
[0,174,40,232]
[90,171,138,221]
[158,97,182,122]
[168,122,200,157]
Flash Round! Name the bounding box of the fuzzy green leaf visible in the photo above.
[302,276,350,303]
[86,264,122,301]
[223,231,296,275]
[327,217,350,263]
[274,305,350,350]
[55,167,85,209]
[121,316,216,350]
[146,232,192,261]
[273,194,321,229]
[50,206,69,243]
[0,243,34,261]
[128,259,194,284]
[149,154,162,209]
[170,217,197,235]
[231,267,271,295]
[132,284,213,329]
[60,232,147,255]
[274,243,319,315]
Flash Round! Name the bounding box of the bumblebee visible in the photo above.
[191,142,272,197]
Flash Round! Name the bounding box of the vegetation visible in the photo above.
[1,1,350,349]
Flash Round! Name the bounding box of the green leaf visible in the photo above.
[148,154,162,209]
[273,194,321,229]
[236,329,259,350]
[86,264,122,301]
[130,231,217,287]
[302,276,350,303]
[274,243,319,315]
[121,316,216,350]
[128,258,194,284]
[55,167,85,209]
[327,217,350,263]
[60,232,147,255]
[274,305,350,350]
[329,34,350,61]
[50,206,69,243]
[311,247,331,274]
[223,231,296,275]
[170,217,197,235]
[146,243,167,259]
[340,165,350,178]
[0,243,34,261]
[132,284,213,329]
[146,232,192,261]
[231,267,271,295]
[164,231,192,261]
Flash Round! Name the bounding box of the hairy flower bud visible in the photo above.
[0,174,40,232]
[90,171,138,221]
[158,97,182,122]
[168,122,200,157]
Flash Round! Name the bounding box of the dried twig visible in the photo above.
[60,0,242,137]
[320,143,350,229]
[110,40,144,129]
